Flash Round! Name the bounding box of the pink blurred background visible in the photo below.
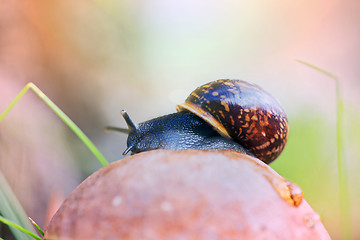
[0,1,359,239]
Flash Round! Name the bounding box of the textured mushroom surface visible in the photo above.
[45,150,330,240]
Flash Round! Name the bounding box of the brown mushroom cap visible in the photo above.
[44,150,330,240]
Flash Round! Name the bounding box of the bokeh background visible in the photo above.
[0,0,359,239]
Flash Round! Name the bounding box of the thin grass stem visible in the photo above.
[28,217,44,236]
[0,216,42,240]
[0,82,109,166]
[0,84,31,122]
[297,60,352,240]
[0,82,109,238]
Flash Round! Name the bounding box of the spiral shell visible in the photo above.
[176,79,289,164]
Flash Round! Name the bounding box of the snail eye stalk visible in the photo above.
[104,110,139,134]
[121,110,139,132]
[104,126,130,134]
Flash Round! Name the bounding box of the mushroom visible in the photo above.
[44,150,330,239]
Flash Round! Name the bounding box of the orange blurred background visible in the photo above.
[0,1,359,239]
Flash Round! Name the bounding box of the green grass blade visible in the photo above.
[0,82,109,237]
[297,60,352,240]
[28,83,109,166]
[0,84,31,122]
[28,217,44,236]
[296,60,338,80]
[0,172,35,240]
[0,216,42,240]
[0,82,109,167]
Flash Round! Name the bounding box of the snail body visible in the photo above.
[111,79,288,164]
[124,111,252,156]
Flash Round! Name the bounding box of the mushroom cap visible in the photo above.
[44,150,330,240]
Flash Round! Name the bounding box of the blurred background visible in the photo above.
[0,0,359,239]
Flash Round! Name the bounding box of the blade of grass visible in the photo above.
[297,60,352,240]
[28,217,44,236]
[0,82,109,238]
[0,216,42,240]
[0,82,109,167]
[0,172,35,240]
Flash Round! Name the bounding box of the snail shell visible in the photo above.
[176,79,289,164]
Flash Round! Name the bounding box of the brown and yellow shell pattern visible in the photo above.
[177,79,289,164]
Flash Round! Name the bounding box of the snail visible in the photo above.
[107,79,289,164]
